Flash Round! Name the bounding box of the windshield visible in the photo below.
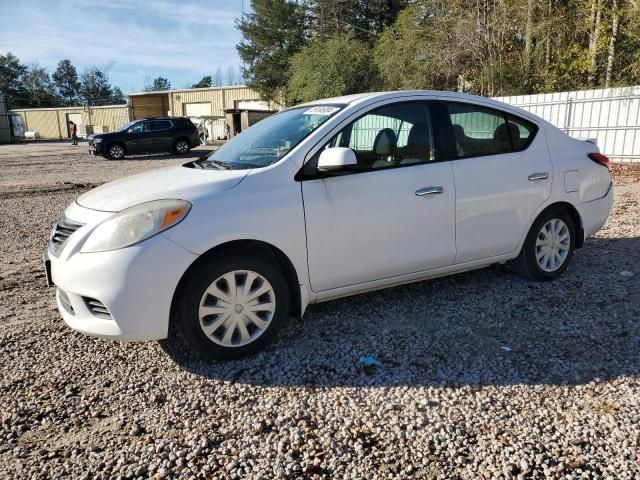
[200,105,344,170]
[116,121,137,132]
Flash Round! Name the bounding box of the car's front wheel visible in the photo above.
[174,138,191,155]
[172,253,290,360]
[106,143,126,160]
[514,208,576,281]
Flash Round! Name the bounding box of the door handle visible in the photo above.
[415,186,444,196]
[528,172,549,181]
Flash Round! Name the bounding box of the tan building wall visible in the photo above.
[129,86,265,120]
[9,105,129,139]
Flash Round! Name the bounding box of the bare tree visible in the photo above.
[588,0,603,85]
[605,0,621,87]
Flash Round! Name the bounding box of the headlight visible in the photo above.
[81,199,191,253]
[93,138,102,142]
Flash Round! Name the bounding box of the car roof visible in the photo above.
[296,90,550,127]
[137,116,189,121]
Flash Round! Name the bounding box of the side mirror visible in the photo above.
[317,147,357,172]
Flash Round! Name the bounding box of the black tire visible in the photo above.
[106,142,126,160]
[513,207,576,281]
[174,138,191,155]
[172,253,290,360]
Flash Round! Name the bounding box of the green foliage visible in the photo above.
[374,4,457,91]
[192,75,212,88]
[79,67,114,105]
[237,0,308,102]
[310,0,408,42]
[144,76,171,91]
[22,64,57,108]
[287,34,379,104]
[52,60,80,106]
[111,87,127,105]
[0,52,28,106]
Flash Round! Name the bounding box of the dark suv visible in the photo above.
[88,117,200,160]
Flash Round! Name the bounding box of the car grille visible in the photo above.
[83,297,112,320]
[50,215,84,255]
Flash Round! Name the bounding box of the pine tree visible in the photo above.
[52,59,80,106]
[236,0,309,102]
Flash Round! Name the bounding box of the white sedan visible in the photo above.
[45,91,613,359]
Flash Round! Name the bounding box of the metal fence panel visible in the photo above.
[494,86,640,163]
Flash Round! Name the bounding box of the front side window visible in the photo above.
[199,105,344,170]
[444,102,537,158]
[128,122,145,133]
[315,102,435,172]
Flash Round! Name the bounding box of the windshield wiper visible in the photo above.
[199,159,234,170]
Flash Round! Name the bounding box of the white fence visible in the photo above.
[495,86,640,163]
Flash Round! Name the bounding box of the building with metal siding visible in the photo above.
[6,85,267,141]
[129,86,271,139]
[8,105,129,140]
[129,85,264,120]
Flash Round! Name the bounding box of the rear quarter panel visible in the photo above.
[544,125,612,203]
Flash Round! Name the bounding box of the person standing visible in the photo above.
[69,121,78,145]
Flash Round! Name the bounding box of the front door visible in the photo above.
[301,101,457,292]
[437,100,552,264]
[125,121,153,153]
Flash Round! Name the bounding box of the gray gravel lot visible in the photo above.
[1,142,639,479]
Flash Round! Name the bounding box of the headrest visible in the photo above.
[373,128,397,156]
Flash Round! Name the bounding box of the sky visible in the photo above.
[0,0,247,93]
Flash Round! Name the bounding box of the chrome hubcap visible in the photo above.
[198,270,276,348]
[535,218,570,272]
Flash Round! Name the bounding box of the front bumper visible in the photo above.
[88,141,104,155]
[48,203,197,341]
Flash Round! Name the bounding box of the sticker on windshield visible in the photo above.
[303,106,340,116]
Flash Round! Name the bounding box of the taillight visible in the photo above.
[588,152,611,171]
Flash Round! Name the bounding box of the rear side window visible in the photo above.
[443,102,537,158]
[507,114,536,150]
[150,120,172,131]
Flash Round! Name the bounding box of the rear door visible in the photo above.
[148,120,174,151]
[436,100,552,264]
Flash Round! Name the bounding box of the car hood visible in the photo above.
[77,164,250,212]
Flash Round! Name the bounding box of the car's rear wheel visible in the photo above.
[174,138,191,155]
[172,254,290,360]
[513,208,576,281]
[106,143,126,160]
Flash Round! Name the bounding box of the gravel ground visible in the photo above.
[1,143,639,479]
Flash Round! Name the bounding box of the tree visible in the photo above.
[212,67,223,87]
[79,67,113,104]
[21,64,57,107]
[144,76,171,91]
[52,59,80,106]
[192,75,212,88]
[310,0,408,42]
[237,0,309,102]
[111,87,127,104]
[374,4,467,92]
[287,34,379,104]
[225,66,237,85]
[0,52,27,106]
